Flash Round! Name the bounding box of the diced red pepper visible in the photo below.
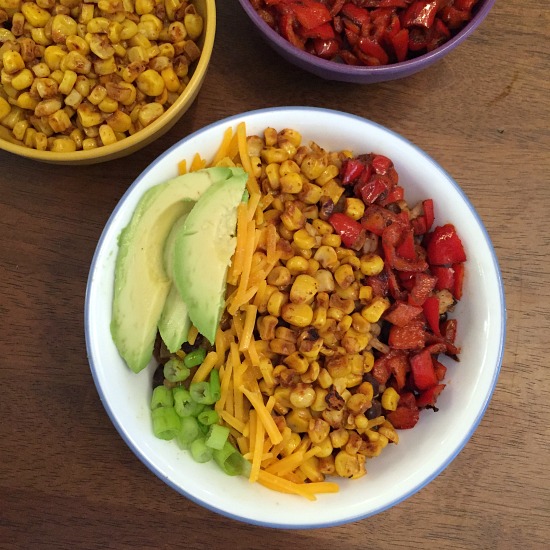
[384,301,423,327]
[439,5,471,29]
[372,154,392,175]
[388,318,426,350]
[301,21,336,39]
[357,176,387,204]
[401,1,440,29]
[357,36,389,64]
[372,355,391,384]
[289,0,332,30]
[422,295,440,335]
[395,227,416,260]
[386,405,420,429]
[378,184,404,206]
[416,383,445,408]
[410,348,438,390]
[340,2,371,27]
[278,13,306,48]
[440,318,457,343]
[365,272,389,298]
[310,37,340,58]
[432,265,455,292]
[453,262,465,300]
[423,199,434,231]
[408,272,437,306]
[427,224,466,265]
[361,204,398,236]
[328,212,365,248]
[391,28,409,62]
[433,359,447,381]
[340,158,365,185]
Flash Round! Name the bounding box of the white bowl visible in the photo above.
[85,107,505,528]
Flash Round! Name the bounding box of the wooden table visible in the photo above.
[1,1,548,548]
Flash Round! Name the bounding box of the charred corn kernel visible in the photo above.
[286,256,309,276]
[34,131,47,150]
[278,128,301,148]
[314,245,338,269]
[98,97,118,113]
[57,70,77,95]
[3,51,25,74]
[275,326,297,344]
[106,21,122,44]
[87,17,110,34]
[346,393,371,415]
[261,146,288,164]
[11,119,28,140]
[63,51,91,74]
[120,19,138,40]
[280,431,301,457]
[314,269,335,293]
[267,290,288,317]
[301,360,320,383]
[286,407,313,433]
[51,14,77,44]
[338,315,353,333]
[334,451,360,478]
[76,103,103,127]
[161,66,180,92]
[48,109,72,133]
[278,159,300,176]
[293,228,317,250]
[30,63,50,78]
[50,136,76,152]
[264,127,277,146]
[290,274,319,304]
[34,97,62,117]
[342,326,371,354]
[74,76,91,97]
[308,418,330,445]
[298,181,323,205]
[138,102,163,126]
[21,2,51,27]
[98,123,116,145]
[184,12,203,40]
[315,164,339,185]
[69,127,84,149]
[300,153,327,180]
[103,111,129,134]
[82,136,98,150]
[283,351,309,374]
[359,285,373,303]
[158,43,175,59]
[79,3,94,24]
[88,85,107,105]
[87,32,115,59]
[10,69,33,90]
[34,77,58,98]
[257,315,277,341]
[351,312,371,334]
[344,197,365,220]
[273,386,292,410]
[320,233,341,249]
[93,56,116,75]
[381,387,400,412]
[138,14,163,40]
[23,127,37,147]
[317,368,332,390]
[312,218,334,235]
[0,96,11,119]
[267,265,291,287]
[361,297,390,323]
[357,382,374,401]
[136,69,164,97]
[265,162,280,189]
[306,258,320,276]
[334,264,354,289]
[135,0,154,14]
[360,254,385,276]
[279,172,303,194]
[327,307,345,322]
[289,385,316,409]
[64,88,83,108]
[330,428,349,449]
[311,306,327,329]
[281,303,313,328]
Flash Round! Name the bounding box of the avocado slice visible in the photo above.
[173,169,248,344]
[157,216,191,353]
[111,167,236,373]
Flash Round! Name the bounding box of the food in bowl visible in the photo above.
[86,108,504,527]
[110,119,468,499]
[0,0,205,152]
[248,0,482,66]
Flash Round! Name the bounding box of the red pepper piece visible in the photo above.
[439,5,471,29]
[433,359,447,381]
[310,37,340,57]
[388,318,426,350]
[386,405,420,429]
[454,0,478,9]
[385,263,407,301]
[357,176,388,204]
[328,212,365,248]
[423,198,434,232]
[416,383,445,408]
[452,262,465,300]
[427,223,467,265]
[340,2,371,27]
[278,13,306,48]
[425,17,451,51]
[383,225,429,273]
[372,154,392,175]
[440,318,457,343]
[432,265,455,292]
[422,295,441,335]
[329,0,346,17]
[378,184,404,207]
[402,1,439,29]
[289,0,332,30]
[395,227,416,260]
[300,21,336,39]
[398,270,416,291]
[384,301,423,327]
[361,204,398,236]
[390,27,409,62]
[365,272,389,297]
[340,157,365,185]
[410,348,438,390]
[357,36,389,65]
[408,272,437,306]
[372,355,391,384]
[388,350,410,390]
[408,26,429,50]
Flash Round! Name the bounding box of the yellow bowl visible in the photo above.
[0,0,216,165]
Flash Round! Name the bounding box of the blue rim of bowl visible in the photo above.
[237,0,496,78]
[85,106,506,529]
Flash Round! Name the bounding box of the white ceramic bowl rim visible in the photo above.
[85,107,506,529]
[238,0,496,77]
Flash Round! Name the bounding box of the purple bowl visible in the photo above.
[237,0,495,84]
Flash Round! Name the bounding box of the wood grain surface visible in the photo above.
[1,1,548,548]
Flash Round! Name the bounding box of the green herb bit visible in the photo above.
[151,407,181,440]
[213,441,251,477]
[173,387,204,417]
[209,368,221,402]
[163,358,190,383]
[205,423,229,450]
[198,408,220,427]
[189,380,216,405]
[150,385,174,410]
[190,437,213,463]
[176,416,201,450]
[183,348,207,369]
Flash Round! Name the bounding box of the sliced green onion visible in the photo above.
[173,387,204,417]
[190,437,213,463]
[205,423,230,450]
[175,416,201,450]
[183,348,207,369]
[150,385,173,410]
[213,442,251,476]
[163,358,190,383]
[209,369,221,402]
[151,407,181,440]
[242,188,249,203]
[198,408,219,426]
[189,381,216,405]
